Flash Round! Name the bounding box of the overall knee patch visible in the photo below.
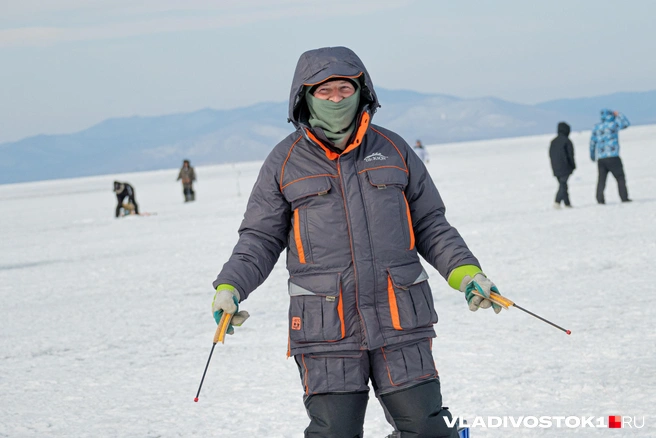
[304,392,368,438]
[379,380,458,438]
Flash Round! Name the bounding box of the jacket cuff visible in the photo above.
[447,265,482,290]
[215,283,241,302]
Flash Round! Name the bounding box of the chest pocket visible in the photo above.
[282,176,332,204]
[366,167,408,189]
[365,167,414,250]
[282,176,332,264]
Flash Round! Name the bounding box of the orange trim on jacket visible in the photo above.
[281,174,337,191]
[342,112,370,155]
[370,127,408,171]
[402,193,415,250]
[305,129,340,161]
[305,110,371,160]
[302,72,363,87]
[280,136,303,192]
[387,276,402,330]
[293,209,306,264]
[338,286,346,339]
[358,165,408,174]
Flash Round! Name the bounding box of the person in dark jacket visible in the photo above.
[177,159,196,202]
[549,122,576,208]
[590,109,631,204]
[210,47,502,438]
[113,181,139,217]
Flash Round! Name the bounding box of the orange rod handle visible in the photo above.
[471,289,515,309]
[489,291,515,309]
[213,312,234,344]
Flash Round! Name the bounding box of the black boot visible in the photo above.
[379,380,459,438]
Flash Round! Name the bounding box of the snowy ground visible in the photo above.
[1,125,655,437]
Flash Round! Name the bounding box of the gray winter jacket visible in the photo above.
[214,47,479,356]
[177,167,196,185]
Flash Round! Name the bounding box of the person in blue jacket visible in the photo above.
[590,109,631,204]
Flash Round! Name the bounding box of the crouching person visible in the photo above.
[211,47,502,438]
[113,181,139,217]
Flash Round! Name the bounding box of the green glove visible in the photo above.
[448,265,502,314]
[212,284,250,334]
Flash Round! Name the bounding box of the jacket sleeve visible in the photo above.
[177,170,182,181]
[403,141,480,279]
[191,169,197,181]
[589,130,597,161]
[567,139,576,170]
[212,149,291,300]
[616,113,630,130]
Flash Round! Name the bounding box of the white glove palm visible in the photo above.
[212,287,250,332]
[460,273,502,314]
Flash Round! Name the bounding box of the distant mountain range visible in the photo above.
[1,89,654,184]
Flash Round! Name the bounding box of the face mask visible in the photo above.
[306,86,360,148]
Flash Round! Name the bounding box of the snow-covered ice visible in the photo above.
[1,125,655,437]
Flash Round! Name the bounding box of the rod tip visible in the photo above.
[194,397,199,402]
[566,330,571,335]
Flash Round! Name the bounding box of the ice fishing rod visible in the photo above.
[194,312,233,402]
[475,291,571,335]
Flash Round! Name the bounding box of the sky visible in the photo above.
[1,0,655,144]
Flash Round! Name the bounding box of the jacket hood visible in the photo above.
[601,108,615,122]
[288,46,379,128]
[557,122,571,136]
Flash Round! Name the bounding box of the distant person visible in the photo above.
[113,181,139,218]
[590,109,631,204]
[177,159,196,202]
[413,139,429,163]
[549,122,576,209]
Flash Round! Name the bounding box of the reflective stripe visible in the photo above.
[387,276,402,330]
[293,209,306,264]
[289,282,318,296]
[413,268,429,285]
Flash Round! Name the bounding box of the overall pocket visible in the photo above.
[288,272,345,343]
[380,339,437,386]
[283,176,332,264]
[386,262,437,330]
[296,351,368,394]
[366,167,414,251]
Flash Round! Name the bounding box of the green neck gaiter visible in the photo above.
[306,88,361,150]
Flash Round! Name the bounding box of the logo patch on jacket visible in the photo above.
[364,152,388,162]
[291,317,302,330]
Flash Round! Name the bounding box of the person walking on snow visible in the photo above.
[590,109,631,204]
[113,181,139,217]
[211,46,502,438]
[413,139,429,163]
[177,159,196,202]
[549,122,576,209]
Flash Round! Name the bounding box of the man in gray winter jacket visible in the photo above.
[211,46,501,438]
